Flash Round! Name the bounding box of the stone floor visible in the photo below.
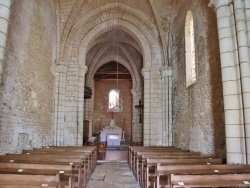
[87,150,140,188]
[87,162,140,188]
[104,150,128,161]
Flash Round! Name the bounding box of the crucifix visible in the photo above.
[135,100,144,123]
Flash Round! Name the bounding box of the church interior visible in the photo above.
[0,0,250,187]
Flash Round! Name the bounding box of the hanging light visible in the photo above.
[109,0,123,113]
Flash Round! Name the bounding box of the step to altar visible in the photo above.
[106,141,129,150]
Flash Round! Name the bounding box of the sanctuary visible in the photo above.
[100,119,122,146]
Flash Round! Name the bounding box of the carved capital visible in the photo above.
[79,65,88,74]
[141,67,151,79]
[131,88,142,96]
[160,65,172,78]
[209,0,233,10]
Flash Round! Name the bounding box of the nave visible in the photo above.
[2,146,250,187]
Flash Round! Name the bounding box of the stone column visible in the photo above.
[54,62,67,146]
[245,0,250,50]
[131,88,143,142]
[234,0,250,162]
[209,0,246,164]
[142,68,151,146]
[142,67,163,146]
[150,67,163,146]
[0,0,12,81]
[77,65,88,146]
[160,65,173,146]
[84,95,93,140]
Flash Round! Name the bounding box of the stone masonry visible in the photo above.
[0,0,57,154]
[1,0,250,165]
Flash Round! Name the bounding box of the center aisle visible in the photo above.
[86,162,140,188]
[87,144,140,187]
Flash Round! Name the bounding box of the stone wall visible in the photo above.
[171,0,225,157]
[0,0,57,154]
[93,79,132,141]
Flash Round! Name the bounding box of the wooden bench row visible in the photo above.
[129,146,250,188]
[0,146,97,188]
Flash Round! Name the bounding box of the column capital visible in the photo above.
[0,0,12,8]
[79,64,88,74]
[141,67,151,79]
[131,88,142,96]
[209,0,233,10]
[160,65,172,78]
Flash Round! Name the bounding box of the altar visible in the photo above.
[100,119,122,146]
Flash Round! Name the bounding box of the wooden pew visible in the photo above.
[0,173,60,187]
[0,154,84,188]
[41,146,97,171]
[0,162,75,188]
[138,154,214,187]
[31,146,97,187]
[129,146,180,170]
[143,158,223,188]
[129,146,196,186]
[31,146,97,185]
[133,150,201,183]
[132,149,192,175]
[170,173,250,188]
[22,150,92,184]
[157,164,250,188]
[135,151,201,178]
[129,146,178,169]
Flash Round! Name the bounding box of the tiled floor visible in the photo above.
[87,150,140,188]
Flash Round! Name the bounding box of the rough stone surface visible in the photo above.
[0,0,57,154]
[171,0,225,157]
[0,0,235,160]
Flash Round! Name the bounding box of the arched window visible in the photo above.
[185,11,196,86]
[108,89,123,112]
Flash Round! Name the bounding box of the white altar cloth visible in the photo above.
[100,119,122,146]
[106,134,121,146]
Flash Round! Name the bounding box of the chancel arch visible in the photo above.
[85,50,142,142]
[54,4,165,145]
[60,2,162,64]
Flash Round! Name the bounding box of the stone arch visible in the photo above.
[60,2,160,60]
[59,0,84,53]
[87,43,112,70]
[75,21,151,69]
[85,40,142,89]
[86,54,138,89]
[88,37,142,55]
[119,44,141,88]
[61,2,163,68]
